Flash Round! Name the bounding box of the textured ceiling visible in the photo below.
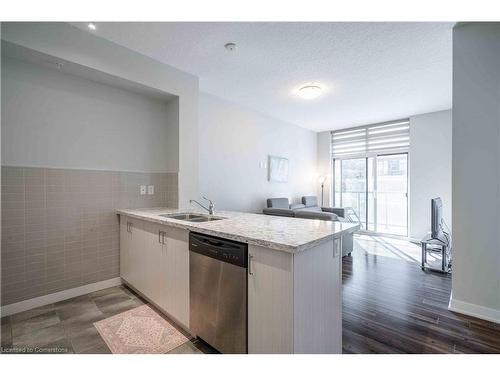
[71,22,453,131]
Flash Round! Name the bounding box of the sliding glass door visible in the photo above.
[375,154,408,236]
[334,153,408,236]
[334,158,367,228]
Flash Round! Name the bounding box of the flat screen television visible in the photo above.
[431,197,443,239]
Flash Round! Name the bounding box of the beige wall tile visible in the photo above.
[2,225,24,236]
[2,265,25,281]
[46,269,65,283]
[46,252,64,268]
[2,256,25,269]
[2,232,25,246]
[26,247,46,258]
[1,166,175,306]
[2,241,25,255]
[24,168,45,187]
[46,168,65,186]
[2,167,24,184]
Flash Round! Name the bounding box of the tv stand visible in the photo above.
[421,234,450,273]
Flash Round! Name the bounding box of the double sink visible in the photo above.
[160,212,225,223]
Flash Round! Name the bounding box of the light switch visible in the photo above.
[140,185,147,195]
[147,185,154,195]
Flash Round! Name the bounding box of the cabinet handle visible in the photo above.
[127,222,132,233]
[333,238,341,258]
[162,231,166,245]
[158,230,162,244]
[248,254,254,275]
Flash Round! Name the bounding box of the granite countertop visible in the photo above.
[116,207,359,253]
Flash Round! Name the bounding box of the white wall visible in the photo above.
[1,22,199,207]
[409,110,452,240]
[199,93,317,213]
[1,56,178,172]
[450,23,500,323]
[165,97,180,171]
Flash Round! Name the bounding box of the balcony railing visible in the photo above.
[334,191,407,236]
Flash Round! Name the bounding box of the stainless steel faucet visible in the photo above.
[189,196,215,215]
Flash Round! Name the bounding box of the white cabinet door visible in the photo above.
[127,218,145,294]
[119,216,131,283]
[119,217,189,330]
[292,238,341,353]
[164,227,190,328]
[248,244,293,354]
[143,222,167,306]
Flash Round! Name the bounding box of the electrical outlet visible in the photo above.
[140,185,147,195]
[147,185,154,195]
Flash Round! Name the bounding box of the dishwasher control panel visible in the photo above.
[189,232,248,268]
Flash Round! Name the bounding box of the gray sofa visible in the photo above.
[262,196,354,256]
[263,196,346,220]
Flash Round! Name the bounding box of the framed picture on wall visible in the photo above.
[268,155,289,182]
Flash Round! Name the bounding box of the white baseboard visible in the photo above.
[0,277,122,317]
[448,294,500,324]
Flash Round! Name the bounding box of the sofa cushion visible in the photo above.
[267,197,290,209]
[302,196,318,207]
[262,208,295,217]
[321,207,346,217]
[301,206,322,212]
[289,203,306,210]
[295,210,338,221]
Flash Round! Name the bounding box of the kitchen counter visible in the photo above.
[116,207,359,253]
[118,206,354,353]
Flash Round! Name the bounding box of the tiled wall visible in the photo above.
[1,166,178,306]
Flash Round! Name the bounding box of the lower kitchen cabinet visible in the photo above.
[143,222,167,307]
[248,244,294,353]
[119,216,145,290]
[119,216,131,282]
[247,238,342,354]
[120,214,343,353]
[164,227,190,328]
[119,215,190,330]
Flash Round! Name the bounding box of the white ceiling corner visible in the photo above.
[70,22,453,132]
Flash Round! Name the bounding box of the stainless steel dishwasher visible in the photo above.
[189,231,248,354]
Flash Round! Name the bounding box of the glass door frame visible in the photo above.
[332,151,409,237]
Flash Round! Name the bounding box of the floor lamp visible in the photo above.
[318,175,327,206]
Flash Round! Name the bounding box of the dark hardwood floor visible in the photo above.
[342,237,500,354]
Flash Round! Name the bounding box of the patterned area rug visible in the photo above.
[94,305,188,354]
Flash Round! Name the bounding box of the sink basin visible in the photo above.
[187,216,224,222]
[159,213,225,222]
[161,213,204,220]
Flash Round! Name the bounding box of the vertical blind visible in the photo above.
[330,119,410,158]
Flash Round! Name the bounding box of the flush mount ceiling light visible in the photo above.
[296,84,323,100]
[224,42,237,52]
[87,23,97,31]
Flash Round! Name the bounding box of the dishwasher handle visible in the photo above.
[201,238,225,248]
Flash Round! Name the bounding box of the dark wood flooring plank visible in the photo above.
[342,239,500,354]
